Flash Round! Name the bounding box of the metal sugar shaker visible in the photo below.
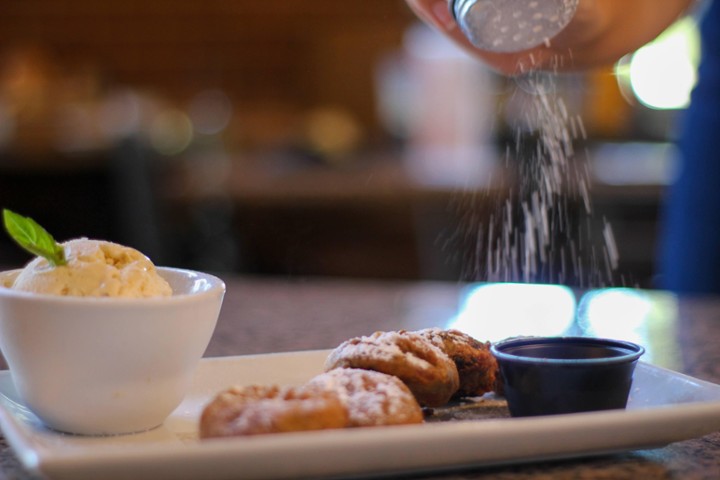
[449,0,579,53]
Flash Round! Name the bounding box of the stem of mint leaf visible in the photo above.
[2,209,67,267]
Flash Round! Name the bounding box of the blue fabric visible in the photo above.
[658,0,720,293]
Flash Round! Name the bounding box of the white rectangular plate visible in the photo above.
[2,350,720,480]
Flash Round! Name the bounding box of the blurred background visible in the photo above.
[0,0,701,288]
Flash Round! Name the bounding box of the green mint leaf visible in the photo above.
[3,209,67,267]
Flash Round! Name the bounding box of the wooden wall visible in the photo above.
[0,0,416,136]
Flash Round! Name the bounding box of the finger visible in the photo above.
[406,0,457,32]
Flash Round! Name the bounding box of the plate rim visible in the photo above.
[1,350,720,480]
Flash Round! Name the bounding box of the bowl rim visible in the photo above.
[0,267,225,305]
[490,336,645,366]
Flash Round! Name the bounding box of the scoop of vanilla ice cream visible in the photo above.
[12,238,172,298]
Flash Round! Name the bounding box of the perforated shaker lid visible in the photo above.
[449,0,579,53]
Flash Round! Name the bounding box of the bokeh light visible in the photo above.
[616,17,700,110]
[448,283,576,342]
[189,89,233,136]
[149,108,193,156]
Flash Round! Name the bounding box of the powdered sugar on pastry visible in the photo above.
[199,384,348,438]
[415,328,498,398]
[324,330,460,407]
[308,368,423,427]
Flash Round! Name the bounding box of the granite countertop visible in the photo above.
[0,276,719,479]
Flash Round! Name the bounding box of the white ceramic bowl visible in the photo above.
[0,267,225,435]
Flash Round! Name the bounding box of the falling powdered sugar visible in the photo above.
[454,70,622,288]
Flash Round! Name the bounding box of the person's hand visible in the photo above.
[405,0,694,75]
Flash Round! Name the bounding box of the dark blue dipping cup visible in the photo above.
[490,337,645,417]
